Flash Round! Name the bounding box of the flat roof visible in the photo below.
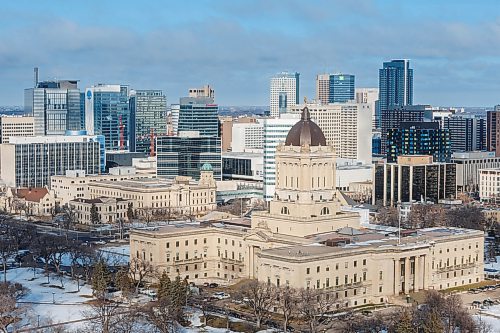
[88,177,200,190]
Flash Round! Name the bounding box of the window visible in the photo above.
[166,242,170,249]
[320,207,329,215]
[379,286,383,292]
[354,261,357,268]
[185,240,189,246]
[363,272,366,281]
[335,277,339,286]
[363,259,366,266]
[176,241,179,247]
[379,271,383,280]
[281,206,290,215]
[204,238,207,244]
[345,262,348,269]
[344,275,348,284]
[317,266,320,273]
[306,268,310,274]
[194,239,198,245]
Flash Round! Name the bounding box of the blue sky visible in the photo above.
[1,0,499,106]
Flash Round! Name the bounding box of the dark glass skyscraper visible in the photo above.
[24,80,82,135]
[379,59,413,115]
[84,84,130,151]
[129,90,167,154]
[329,74,355,103]
[386,122,451,163]
[177,97,219,137]
[157,134,221,180]
[380,105,433,154]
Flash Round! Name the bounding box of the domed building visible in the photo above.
[130,105,484,307]
[251,106,360,237]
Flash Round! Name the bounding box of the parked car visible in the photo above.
[212,292,230,300]
[209,283,219,288]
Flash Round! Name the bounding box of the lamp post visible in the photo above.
[52,292,55,304]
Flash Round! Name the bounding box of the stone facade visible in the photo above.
[129,106,484,307]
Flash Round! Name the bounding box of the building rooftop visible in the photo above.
[16,188,49,203]
[88,177,204,191]
[261,227,483,260]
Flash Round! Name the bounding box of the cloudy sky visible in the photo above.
[1,0,499,106]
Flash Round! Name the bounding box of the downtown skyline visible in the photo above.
[1,0,500,106]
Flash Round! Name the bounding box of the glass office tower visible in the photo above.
[129,90,167,154]
[85,84,130,151]
[329,74,355,103]
[157,133,221,180]
[379,59,413,116]
[177,97,219,137]
[24,80,82,135]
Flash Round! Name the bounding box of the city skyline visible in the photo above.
[1,0,500,106]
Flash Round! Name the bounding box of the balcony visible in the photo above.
[173,257,204,265]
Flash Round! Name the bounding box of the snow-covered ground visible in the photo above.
[476,304,500,332]
[485,256,500,272]
[6,267,93,330]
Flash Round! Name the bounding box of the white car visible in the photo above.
[212,292,230,300]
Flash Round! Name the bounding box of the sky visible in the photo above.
[0,0,499,107]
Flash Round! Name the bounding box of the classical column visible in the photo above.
[413,256,419,292]
[394,258,400,295]
[422,255,429,290]
[404,256,410,294]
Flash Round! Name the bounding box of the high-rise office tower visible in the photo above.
[262,114,300,200]
[157,132,221,180]
[270,72,300,117]
[85,84,130,151]
[24,79,82,135]
[0,116,35,144]
[129,90,167,154]
[487,105,500,156]
[316,74,330,105]
[435,114,486,152]
[379,59,413,117]
[381,105,433,154]
[0,134,104,188]
[315,73,356,104]
[329,74,355,103]
[188,85,214,99]
[177,97,218,137]
[356,88,379,129]
[386,122,451,163]
[290,102,372,163]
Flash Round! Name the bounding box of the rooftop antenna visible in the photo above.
[34,67,39,88]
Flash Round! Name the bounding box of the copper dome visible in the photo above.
[285,106,326,146]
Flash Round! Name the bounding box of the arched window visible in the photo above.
[281,206,290,215]
[320,207,330,215]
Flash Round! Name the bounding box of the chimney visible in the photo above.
[34,67,39,88]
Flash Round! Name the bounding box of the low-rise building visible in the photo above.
[373,155,457,207]
[50,168,155,205]
[0,135,104,188]
[222,152,263,181]
[452,151,500,192]
[1,187,56,216]
[89,165,217,217]
[0,115,35,143]
[69,197,130,225]
[479,168,500,203]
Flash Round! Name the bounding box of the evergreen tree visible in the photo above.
[90,203,100,225]
[115,267,132,295]
[92,260,110,300]
[157,271,171,300]
[393,308,415,333]
[127,202,134,221]
[422,310,444,333]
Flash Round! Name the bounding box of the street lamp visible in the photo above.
[52,292,55,304]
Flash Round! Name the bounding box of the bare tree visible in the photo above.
[0,220,16,283]
[190,293,212,326]
[297,288,339,333]
[446,205,487,230]
[62,203,78,232]
[376,206,399,227]
[237,280,275,329]
[82,299,123,333]
[276,285,298,332]
[139,297,179,333]
[406,204,446,229]
[0,282,29,333]
[128,256,156,294]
